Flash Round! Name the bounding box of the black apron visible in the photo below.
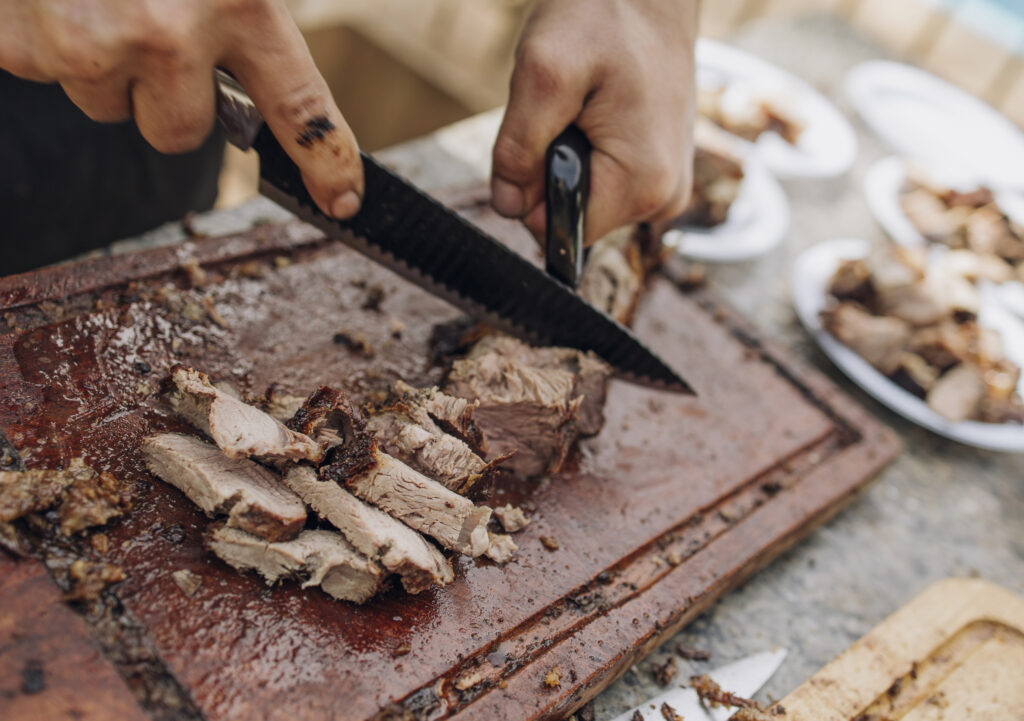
[0,71,224,275]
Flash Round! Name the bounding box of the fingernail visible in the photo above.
[491,178,524,218]
[331,190,361,219]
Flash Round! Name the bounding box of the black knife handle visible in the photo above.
[545,124,591,288]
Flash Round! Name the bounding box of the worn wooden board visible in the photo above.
[774,578,1024,720]
[0,193,899,721]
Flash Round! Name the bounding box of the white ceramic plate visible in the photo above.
[696,39,857,178]
[663,153,789,262]
[793,237,1024,452]
[846,61,1024,191]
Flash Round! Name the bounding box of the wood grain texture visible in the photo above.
[0,194,900,721]
[0,555,149,721]
[775,578,1024,720]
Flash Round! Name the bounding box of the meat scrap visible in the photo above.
[446,349,582,477]
[0,467,79,522]
[169,366,322,464]
[64,558,125,602]
[322,444,491,557]
[58,467,132,536]
[660,701,684,721]
[208,525,383,604]
[690,674,757,709]
[283,466,453,594]
[485,533,518,564]
[142,433,306,542]
[493,504,530,533]
[0,459,130,535]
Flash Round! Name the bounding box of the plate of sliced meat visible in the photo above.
[793,237,1024,452]
[696,38,857,178]
[663,144,789,262]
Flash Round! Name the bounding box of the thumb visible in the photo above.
[225,3,362,219]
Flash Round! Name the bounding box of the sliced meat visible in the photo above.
[142,433,306,541]
[888,352,939,398]
[170,366,321,464]
[578,226,644,324]
[821,303,911,375]
[366,401,493,495]
[282,465,452,593]
[388,380,483,450]
[827,258,874,306]
[321,444,491,557]
[447,350,581,476]
[677,147,744,229]
[908,321,972,372]
[927,363,985,422]
[208,526,383,604]
[485,533,517,564]
[261,387,307,423]
[470,335,611,437]
[493,504,530,533]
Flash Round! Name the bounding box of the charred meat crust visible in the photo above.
[287,385,364,449]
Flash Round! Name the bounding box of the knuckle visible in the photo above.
[149,113,214,154]
[272,78,331,128]
[491,133,535,181]
[515,41,568,99]
[631,161,677,219]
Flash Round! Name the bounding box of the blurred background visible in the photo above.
[215,0,1024,208]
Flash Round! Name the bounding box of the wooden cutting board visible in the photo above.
[0,190,899,721]
[774,578,1024,720]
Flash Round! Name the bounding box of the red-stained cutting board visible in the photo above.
[0,191,899,721]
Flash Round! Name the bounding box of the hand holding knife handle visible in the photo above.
[545,124,591,288]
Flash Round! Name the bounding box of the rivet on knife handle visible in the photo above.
[545,124,591,288]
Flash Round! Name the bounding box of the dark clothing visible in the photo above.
[0,71,225,275]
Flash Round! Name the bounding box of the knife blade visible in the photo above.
[214,71,694,394]
[609,648,787,721]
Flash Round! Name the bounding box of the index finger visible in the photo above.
[221,0,363,219]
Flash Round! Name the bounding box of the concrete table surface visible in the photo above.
[107,14,1023,717]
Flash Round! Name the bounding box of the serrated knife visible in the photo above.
[214,71,693,393]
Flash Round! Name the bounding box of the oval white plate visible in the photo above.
[696,39,857,178]
[793,237,1024,452]
[846,61,1024,190]
[663,153,789,262]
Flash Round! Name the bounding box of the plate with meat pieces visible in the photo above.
[794,238,1024,451]
[696,39,857,178]
[662,124,789,262]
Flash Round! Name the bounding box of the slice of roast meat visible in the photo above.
[208,526,383,604]
[283,465,452,593]
[446,349,582,476]
[142,433,306,541]
[484,533,517,564]
[320,442,492,557]
[169,366,321,464]
[366,398,494,495]
[470,335,611,437]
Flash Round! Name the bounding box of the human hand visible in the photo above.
[0,0,363,218]
[491,0,698,245]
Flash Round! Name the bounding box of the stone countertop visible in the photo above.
[110,14,1023,717]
